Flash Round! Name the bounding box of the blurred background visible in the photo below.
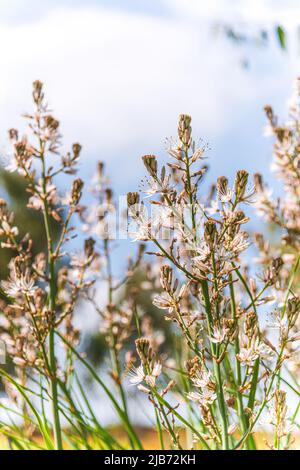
[0,0,299,276]
[0,0,300,430]
[0,0,299,191]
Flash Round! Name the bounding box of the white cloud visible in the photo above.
[166,0,300,26]
[0,2,298,187]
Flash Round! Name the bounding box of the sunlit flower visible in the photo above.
[1,273,37,298]
[187,388,217,406]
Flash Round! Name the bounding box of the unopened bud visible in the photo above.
[32,80,44,105]
[135,338,152,365]
[84,237,95,258]
[264,105,274,122]
[44,115,59,131]
[160,265,173,291]
[105,188,113,203]
[178,114,192,146]
[72,143,82,159]
[254,173,264,192]
[234,170,249,200]
[71,178,84,205]
[127,192,140,207]
[8,128,18,141]
[97,161,104,176]
[142,155,157,177]
[217,176,228,198]
[204,220,217,247]
[287,296,300,328]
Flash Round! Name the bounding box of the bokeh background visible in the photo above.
[0,0,299,429]
[0,0,299,192]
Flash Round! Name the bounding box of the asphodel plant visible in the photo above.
[0,79,300,450]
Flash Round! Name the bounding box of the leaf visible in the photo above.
[276,25,286,50]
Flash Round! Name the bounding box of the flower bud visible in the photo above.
[234,170,249,200]
[160,264,173,291]
[142,155,157,177]
[105,188,113,203]
[287,296,300,328]
[264,105,274,122]
[71,178,84,205]
[254,173,264,192]
[32,80,44,105]
[127,192,140,207]
[84,237,95,258]
[178,114,192,146]
[217,176,229,198]
[72,143,82,159]
[44,115,59,132]
[135,338,153,365]
[8,128,18,141]
[98,161,104,176]
[204,220,217,247]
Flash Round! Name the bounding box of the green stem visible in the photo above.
[41,153,62,450]
[201,279,229,450]
[154,407,165,450]
[229,277,249,449]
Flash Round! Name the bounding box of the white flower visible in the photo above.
[1,273,37,298]
[209,326,228,344]
[128,365,145,385]
[137,384,151,394]
[191,370,214,389]
[267,310,287,330]
[193,243,210,262]
[27,194,44,211]
[28,180,58,211]
[232,232,249,253]
[187,388,217,406]
[35,180,58,201]
[152,361,162,378]
[166,138,182,160]
[237,337,273,366]
[143,174,172,198]
[237,346,258,366]
[129,362,162,389]
[217,186,233,203]
[152,292,174,313]
[128,213,152,242]
[0,220,19,237]
[228,423,238,435]
[151,205,174,232]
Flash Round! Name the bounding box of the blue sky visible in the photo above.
[0,0,299,207]
[0,0,299,423]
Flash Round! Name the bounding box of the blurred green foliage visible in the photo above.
[0,169,60,279]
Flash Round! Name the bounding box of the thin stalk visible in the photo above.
[232,262,259,449]
[229,276,250,449]
[201,279,229,450]
[154,407,165,450]
[151,387,211,450]
[40,152,62,450]
[57,331,143,450]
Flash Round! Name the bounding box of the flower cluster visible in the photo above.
[0,80,300,451]
[126,107,300,450]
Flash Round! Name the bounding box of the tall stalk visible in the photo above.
[41,151,63,450]
[201,279,229,450]
[229,276,250,449]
